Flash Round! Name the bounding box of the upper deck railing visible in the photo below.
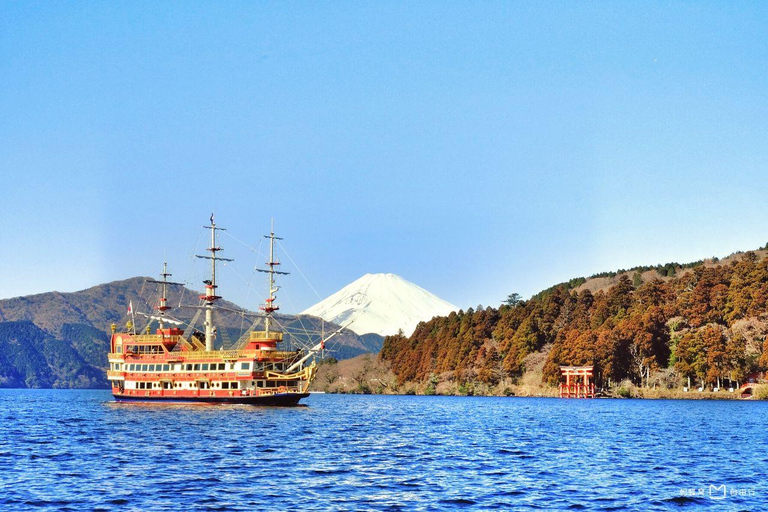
[116,331,285,346]
[109,349,299,361]
[114,333,179,343]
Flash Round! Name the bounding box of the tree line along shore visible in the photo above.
[314,249,768,400]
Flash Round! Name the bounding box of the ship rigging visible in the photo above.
[107,215,333,405]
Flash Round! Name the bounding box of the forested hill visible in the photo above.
[0,277,380,388]
[380,249,768,391]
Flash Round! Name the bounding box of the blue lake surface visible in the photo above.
[0,390,765,510]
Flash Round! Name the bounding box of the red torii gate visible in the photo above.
[559,366,595,398]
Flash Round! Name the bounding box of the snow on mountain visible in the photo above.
[301,273,458,337]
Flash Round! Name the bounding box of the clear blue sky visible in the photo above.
[1,2,767,313]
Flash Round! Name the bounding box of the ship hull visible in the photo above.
[113,393,309,406]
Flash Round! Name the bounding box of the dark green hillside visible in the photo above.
[0,322,106,388]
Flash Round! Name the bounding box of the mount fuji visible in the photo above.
[301,273,458,337]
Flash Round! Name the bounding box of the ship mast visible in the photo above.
[195,214,232,351]
[145,261,183,330]
[257,220,288,335]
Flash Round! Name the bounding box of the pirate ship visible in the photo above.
[106,216,329,405]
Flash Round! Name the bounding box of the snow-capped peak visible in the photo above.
[301,273,457,337]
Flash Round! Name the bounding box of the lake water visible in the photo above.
[0,390,765,510]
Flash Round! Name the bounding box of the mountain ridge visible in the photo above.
[0,276,382,388]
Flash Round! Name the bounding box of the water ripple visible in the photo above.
[0,391,766,510]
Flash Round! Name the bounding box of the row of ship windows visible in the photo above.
[111,362,288,372]
[130,380,300,390]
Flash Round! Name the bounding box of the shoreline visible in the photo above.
[0,386,756,400]
[314,388,752,400]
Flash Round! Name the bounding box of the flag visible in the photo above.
[127,301,133,315]
[210,212,214,224]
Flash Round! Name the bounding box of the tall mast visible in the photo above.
[195,214,233,351]
[257,220,288,335]
[146,261,183,330]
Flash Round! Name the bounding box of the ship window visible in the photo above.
[222,382,229,389]
[185,364,192,371]
[217,363,224,371]
[240,362,251,370]
[229,363,235,370]
[116,346,122,353]
[162,364,170,372]
[193,364,200,371]
[141,364,148,372]
[201,364,209,371]
[148,365,155,372]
